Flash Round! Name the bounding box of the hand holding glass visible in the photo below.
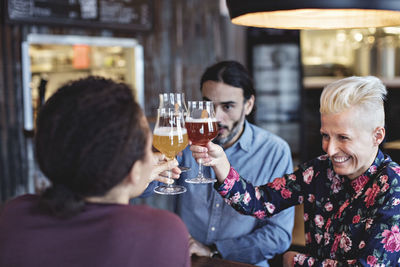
[152,108,188,194]
[185,101,218,183]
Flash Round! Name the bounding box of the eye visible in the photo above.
[339,135,349,140]
[223,104,234,111]
[321,133,329,140]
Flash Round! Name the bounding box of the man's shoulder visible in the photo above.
[247,122,290,150]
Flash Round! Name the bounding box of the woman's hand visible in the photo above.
[150,152,181,184]
[189,141,230,183]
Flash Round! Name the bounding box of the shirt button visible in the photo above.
[216,204,220,207]
[211,227,215,231]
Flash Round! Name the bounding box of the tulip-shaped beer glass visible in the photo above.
[152,108,188,194]
[185,101,218,183]
[158,93,190,172]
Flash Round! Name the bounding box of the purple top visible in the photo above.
[0,194,190,267]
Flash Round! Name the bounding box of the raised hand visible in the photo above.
[150,152,181,184]
[189,141,230,183]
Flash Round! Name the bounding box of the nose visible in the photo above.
[214,106,224,123]
[324,139,338,156]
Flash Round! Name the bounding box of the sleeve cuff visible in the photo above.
[215,166,240,197]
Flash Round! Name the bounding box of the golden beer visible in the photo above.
[153,127,188,159]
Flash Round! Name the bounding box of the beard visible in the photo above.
[213,110,246,147]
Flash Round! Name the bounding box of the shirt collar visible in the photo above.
[350,149,385,193]
[228,120,252,152]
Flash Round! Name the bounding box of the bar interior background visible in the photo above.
[2,1,400,247]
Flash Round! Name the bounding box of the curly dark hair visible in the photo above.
[35,76,148,218]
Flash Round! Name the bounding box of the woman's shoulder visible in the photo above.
[1,194,39,213]
[111,204,188,233]
[380,160,400,185]
[114,205,189,247]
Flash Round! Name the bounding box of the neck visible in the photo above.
[223,119,247,149]
[223,126,244,149]
[85,185,130,205]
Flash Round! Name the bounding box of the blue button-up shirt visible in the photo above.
[176,120,294,266]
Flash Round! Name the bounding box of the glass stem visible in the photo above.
[166,157,175,187]
[197,158,204,178]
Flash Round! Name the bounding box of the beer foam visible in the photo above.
[153,127,187,136]
[185,118,217,123]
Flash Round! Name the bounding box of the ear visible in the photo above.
[127,160,144,186]
[244,95,255,116]
[373,126,385,146]
[125,159,150,198]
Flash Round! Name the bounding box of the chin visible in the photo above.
[333,166,349,176]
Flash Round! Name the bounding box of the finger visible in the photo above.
[150,159,179,181]
[153,152,166,163]
[156,177,175,185]
[158,169,180,179]
[199,157,213,165]
[155,158,179,173]
[200,158,213,166]
[190,145,207,153]
[191,152,209,160]
[170,167,181,177]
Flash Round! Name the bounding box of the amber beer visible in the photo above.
[153,127,188,159]
[186,118,218,146]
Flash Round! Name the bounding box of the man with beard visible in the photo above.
[176,61,295,266]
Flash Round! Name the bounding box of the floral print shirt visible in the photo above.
[216,150,400,266]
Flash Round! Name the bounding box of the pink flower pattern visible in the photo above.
[364,184,380,208]
[268,177,286,190]
[314,214,324,228]
[303,167,314,184]
[281,188,292,199]
[367,255,377,266]
[216,152,400,266]
[324,202,333,212]
[391,166,400,175]
[381,225,400,252]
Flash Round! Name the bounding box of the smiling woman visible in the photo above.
[320,76,386,179]
[189,76,400,266]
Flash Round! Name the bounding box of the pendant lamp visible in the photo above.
[226,0,400,29]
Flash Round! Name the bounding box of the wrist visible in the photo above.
[214,155,230,183]
[208,244,222,258]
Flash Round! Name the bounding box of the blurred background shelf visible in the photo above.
[304,76,400,89]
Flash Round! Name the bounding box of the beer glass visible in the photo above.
[185,101,218,183]
[159,93,188,115]
[152,108,188,194]
[158,93,190,172]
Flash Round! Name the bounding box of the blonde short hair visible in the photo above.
[320,76,387,129]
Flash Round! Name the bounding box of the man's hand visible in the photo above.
[283,251,298,267]
[188,236,212,257]
[150,152,181,184]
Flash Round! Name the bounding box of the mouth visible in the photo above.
[331,155,351,164]
[217,125,229,135]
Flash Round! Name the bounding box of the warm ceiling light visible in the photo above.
[226,0,400,29]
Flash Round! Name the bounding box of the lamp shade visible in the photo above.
[226,0,400,29]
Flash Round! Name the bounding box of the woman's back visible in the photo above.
[0,194,190,267]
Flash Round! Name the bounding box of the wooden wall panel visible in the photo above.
[0,0,246,203]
